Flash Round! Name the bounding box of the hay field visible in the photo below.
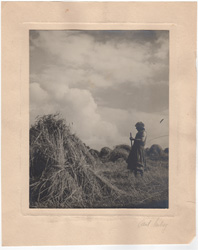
[30,114,168,209]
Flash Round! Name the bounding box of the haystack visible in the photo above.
[30,114,123,208]
[89,149,100,159]
[164,148,169,154]
[149,144,164,157]
[109,145,130,162]
[148,144,168,161]
[114,144,131,152]
[99,147,112,158]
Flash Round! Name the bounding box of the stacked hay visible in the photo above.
[99,147,112,157]
[149,144,163,156]
[89,149,100,159]
[30,114,122,208]
[99,147,112,162]
[109,145,130,162]
[164,148,169,154]
[148,144,168,160]
[114,144,131,152]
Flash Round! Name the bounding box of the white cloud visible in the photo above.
[30,82,124,150]
[30,82,49,104]
[30,31,169,150]
[98,106,169,149]
[30,31,169,90]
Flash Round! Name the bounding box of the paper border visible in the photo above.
[2,2,196,246]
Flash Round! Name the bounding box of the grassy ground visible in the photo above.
[30,114,168,209]
[92,157,168,208]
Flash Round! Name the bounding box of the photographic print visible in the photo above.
[29,30,169,209]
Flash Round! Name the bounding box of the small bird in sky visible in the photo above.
[160,118,164,123]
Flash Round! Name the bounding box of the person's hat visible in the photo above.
[135,122,145,129]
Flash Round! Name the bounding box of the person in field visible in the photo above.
[127,122,147,176]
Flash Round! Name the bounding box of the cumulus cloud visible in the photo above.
[98,106,169,149]
[30,81,123,150]
[30,30,169,150]
[30,30,169,89]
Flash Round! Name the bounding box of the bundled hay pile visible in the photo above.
[149,144,163,156]
[99,147,112,163]
[99,147,112,158]
[164,148,169,154]
[30,114,122,208]
[89,149,100,159]
[109,145,130,162]
[98,145,130,163]
[148,144,168,161]
[114,144,131,152]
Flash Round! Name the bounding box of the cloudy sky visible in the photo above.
[30,30,169,150]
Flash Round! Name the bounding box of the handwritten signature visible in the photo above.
[138,218,168,233]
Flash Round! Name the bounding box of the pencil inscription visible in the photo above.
[138,218,168,232]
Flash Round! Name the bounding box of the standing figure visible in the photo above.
[127,122,147,176]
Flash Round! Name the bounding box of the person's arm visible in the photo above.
[129,136,136,141]
[138,131,146,143]
[133,131,146,142]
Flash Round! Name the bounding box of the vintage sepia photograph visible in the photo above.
[29,30,169,209]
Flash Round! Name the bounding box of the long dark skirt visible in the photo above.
[127,145,146,174]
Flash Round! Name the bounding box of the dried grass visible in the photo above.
[30,114,124,208]
[30,114,168,208]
